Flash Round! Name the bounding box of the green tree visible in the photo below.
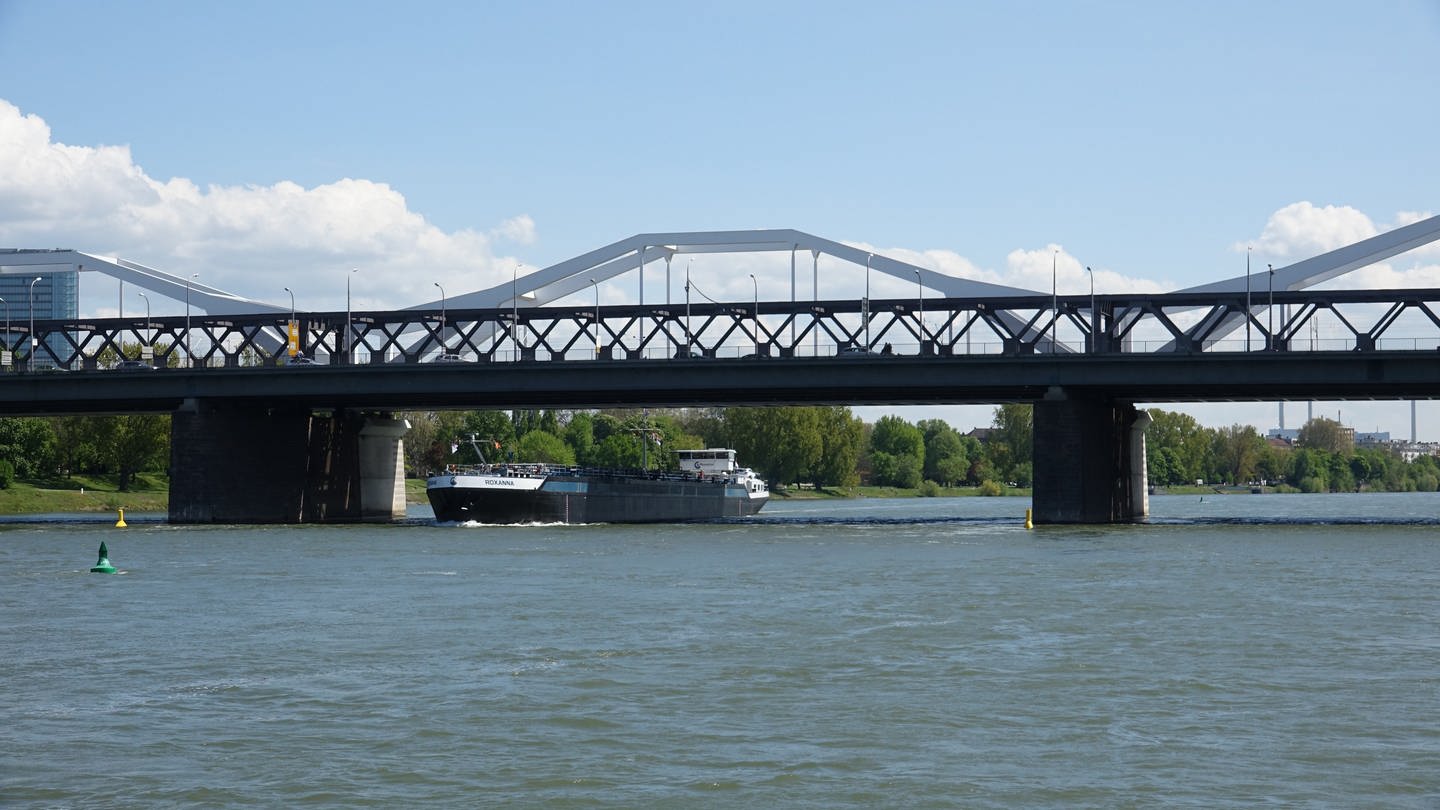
[1298,417,1351,453]
[1145,409,1211,485]
[0,417,57,478]
[723,406,823,488]
[564,412,596,465]
[516,430,576,465]
[1211,424,1265,484]
[985,404,1033,483]
[919,419,968,486]
[810,406,864,487]
[80,414,170,490]
[869,415,924,487]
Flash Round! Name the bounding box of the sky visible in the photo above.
[1,0,1438,436]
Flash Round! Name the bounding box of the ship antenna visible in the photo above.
[466,433,487,465]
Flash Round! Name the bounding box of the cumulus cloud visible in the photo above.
[0,99,523,315]
[1230,201,1440,291]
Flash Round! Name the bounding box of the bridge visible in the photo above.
[3,215,1439,524]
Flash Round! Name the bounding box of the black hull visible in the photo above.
[428,472,767,524]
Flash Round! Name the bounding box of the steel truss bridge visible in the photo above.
[3,213,1440,415]
[4,285,1440,415]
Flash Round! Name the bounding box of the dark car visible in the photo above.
[283,355,319,367]
[114,359,154,371]
[432,353,469,363]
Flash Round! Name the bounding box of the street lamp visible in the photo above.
[1245,246,1252,352]
[283,286,296,358]
[749,273,760,356]
[512,264,521,355]
[1086,266,1096,353]
[185,273,198,367]
[137,292,151,361]
[1051,249,1058,354]
[433,282,447,354]
[346,267,358,364]
[685,259,692,354]
[1268,263,1275,350]
[914,269,923,353]
[28,276,41,372]
[590,278,600,357]
[0,296,7,365]
[864,253,872,350]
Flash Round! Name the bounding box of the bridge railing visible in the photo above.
[3,288,1440,370]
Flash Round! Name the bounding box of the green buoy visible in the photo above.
[90,541,117,574]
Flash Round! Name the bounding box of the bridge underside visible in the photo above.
[168,402,407,524]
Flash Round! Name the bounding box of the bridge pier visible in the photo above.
[1032,395,1152,524]
[168,401,409,523]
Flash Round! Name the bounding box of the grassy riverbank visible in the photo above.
[0,474,170,515]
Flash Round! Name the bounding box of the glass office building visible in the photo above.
[0,271,79,366]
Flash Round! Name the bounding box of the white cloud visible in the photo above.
[1245,201,1379,259]
[490,214,537,245]
[0,99,520,314]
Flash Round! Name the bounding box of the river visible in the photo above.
[4,494,1439,808]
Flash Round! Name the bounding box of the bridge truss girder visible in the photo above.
[11,287,1440,372]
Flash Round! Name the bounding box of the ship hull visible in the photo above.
[427,471,768,524]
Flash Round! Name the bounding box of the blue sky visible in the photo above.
[2,0,1438,436]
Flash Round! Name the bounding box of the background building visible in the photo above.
[0,271,79,367]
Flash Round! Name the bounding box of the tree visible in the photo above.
[0,417,57,478]
[516,430,576,465]
[809,406,864,488]
[869,415,924,487]
[988,404,1032,483]
[919,419,968,486]
[1145,409,1211,485]
[723,406,823,488]
[1212,424,1265,484]
[94,414,170,491]
[564,412,596,466]
[1298,417,1351,453]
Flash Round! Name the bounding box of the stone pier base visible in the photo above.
[1032,396,1150,524]
[168,401,409,523]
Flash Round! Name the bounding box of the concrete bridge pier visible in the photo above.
[168,401,409,523]
[1032,393,1152,524]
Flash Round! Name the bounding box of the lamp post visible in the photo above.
[1086,266,1096,353]
[512,264,521,355]
[1267,263,1274,351]
[184,273,197,367]
[283,286,296,358]
[28,276,41,372]
[864,253,872,350]
[137,292,151,361]
[346,267,358,364]
[1051,249,1058,354]
[590,278,599,357]
[1245,246,1252,352]
[914,269,923,353]
[685,259,692,354]
[433,282,447,354]
[0,296,7,365]
[749,273,760,357]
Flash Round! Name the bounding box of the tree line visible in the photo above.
[3,404,1438,495]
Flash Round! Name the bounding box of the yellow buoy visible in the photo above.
[1024,508,1033,530]
[115,508,127,528]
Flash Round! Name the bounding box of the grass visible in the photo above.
[0,473,170,515]
[772,484,1033,499]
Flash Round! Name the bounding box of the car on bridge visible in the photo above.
[114,359,154,371]
[432,353,469,363]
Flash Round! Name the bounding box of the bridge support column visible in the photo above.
[1032,395,1152,524]
[168,401,409,523]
